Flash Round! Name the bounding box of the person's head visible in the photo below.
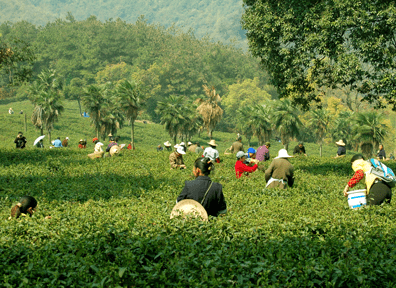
[109,136,115,142]
[193,157,214,177]
[351,154,364,164]
[92,137,98,143]
[196,142,200,146]
[57,137,60,140]
[237,136,242,142]
[65,137,69,141]
[18,132,23,137]
[208,140,217,148]
[247,147,256,158]
[11,196,38,219]
[176,146,186,156]
[299,142,304,148]
[265,142,271,148]
[115,136,120,142]
[236,151,247,162]
[379,144,384,150]
[158,144,161,148]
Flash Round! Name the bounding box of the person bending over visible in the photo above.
[10,196,37,219]
[343,154,392,206]
[177,157,226,217]
[235,151,258,178]
[169,146,187,169]
[265,149,294,189]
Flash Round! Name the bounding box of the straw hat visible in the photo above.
[275,149,292,159]
[207,139,217,146]
[164,141,171,147]
[176,146,186,155]
[170,199,208,221]
[109,145,120,156]
[79,139,84,142]
[336,139,346,146]
[187,141,193,146]
[180,142,185,146]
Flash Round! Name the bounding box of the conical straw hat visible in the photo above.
[170,199,208,221]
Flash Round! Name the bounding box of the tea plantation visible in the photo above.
[1,101,396,287]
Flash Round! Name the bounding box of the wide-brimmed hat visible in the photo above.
[79,139,84,142]
[170,199,208,221]
[164,141,171,147]
[236,151,247,159]
[109,145,120,156]
[180,142,185,146]
[275,149,292,159]
[176,146,186,155]
[336,140,346,146]
[187,141,193,146]
[66,137,69,140]
[207,140,217,146]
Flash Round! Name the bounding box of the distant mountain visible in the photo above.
[0,0,247,49]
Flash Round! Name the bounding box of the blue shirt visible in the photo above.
[53,139,63,148]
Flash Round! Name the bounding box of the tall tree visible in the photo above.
[28,69,64,143]
[117,79,145,149]
[308,109,332,157]
[272,99,301,150]
[82,84,106,138]
[351,111,389,158]
[242,0,396,109]
[250,103,273,146]
[196,85,223,139]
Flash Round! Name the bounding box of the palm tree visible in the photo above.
[82,84,106,138]
[308,109,332,157]
[29,69,64,143]
[155,95,186,144]
[117,79,145,149]
[352,111,389,158]
[272,99,302,150]
[236,106,255,147]
[330,110,354,149]
[250,104,273,146]
[196,85,223,139]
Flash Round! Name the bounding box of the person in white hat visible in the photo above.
[235,151,258,178]
[265,149,294,189]
[164,141,172,151]
[188,141,198,153]
[169,146,187,169]
[179,142,187,153]
[62,137,69,147]
[334,139,346,158]
[203,139,220,163]
[176,156,227,217]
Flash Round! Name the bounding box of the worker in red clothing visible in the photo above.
[235,151,258,178]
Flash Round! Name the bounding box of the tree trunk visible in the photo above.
[48,130,52,144]
[77,98,82,116]
[209,129,213,140]
[96,128,99,139]
[320,143,323,157]
[131,118,135,150]
[247,137,251,147]
[40,127,43,136]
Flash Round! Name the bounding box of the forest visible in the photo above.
[0,0,247,49]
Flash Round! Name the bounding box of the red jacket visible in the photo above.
[235,160,258,178]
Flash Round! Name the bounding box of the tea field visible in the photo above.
[1,100,396,287]
[1,147,396,287]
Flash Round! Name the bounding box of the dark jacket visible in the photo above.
[14,136,27,149]
[337,146,346,156]
[293,145,306,155]
[265,158,294,189]
[177,176,227,217]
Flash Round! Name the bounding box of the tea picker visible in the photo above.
[343,154,393,206]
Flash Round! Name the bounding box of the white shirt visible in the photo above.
[94,142,103,152]
[203,147,219,161]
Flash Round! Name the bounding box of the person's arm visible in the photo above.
[343,169,364,196]
[216,187,227,215]
[265,161,275,182]
[169,154,179,169]
[242,162,258,173]
[287,166,294,187]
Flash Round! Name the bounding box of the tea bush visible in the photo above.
[1,148,396,287]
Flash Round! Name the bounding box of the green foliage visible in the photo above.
[28,69,64,142]
[1,147,396,286]
[0,0,248,50]
[242,0,396,109]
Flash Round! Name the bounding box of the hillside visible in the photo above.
[0,0,247,49]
